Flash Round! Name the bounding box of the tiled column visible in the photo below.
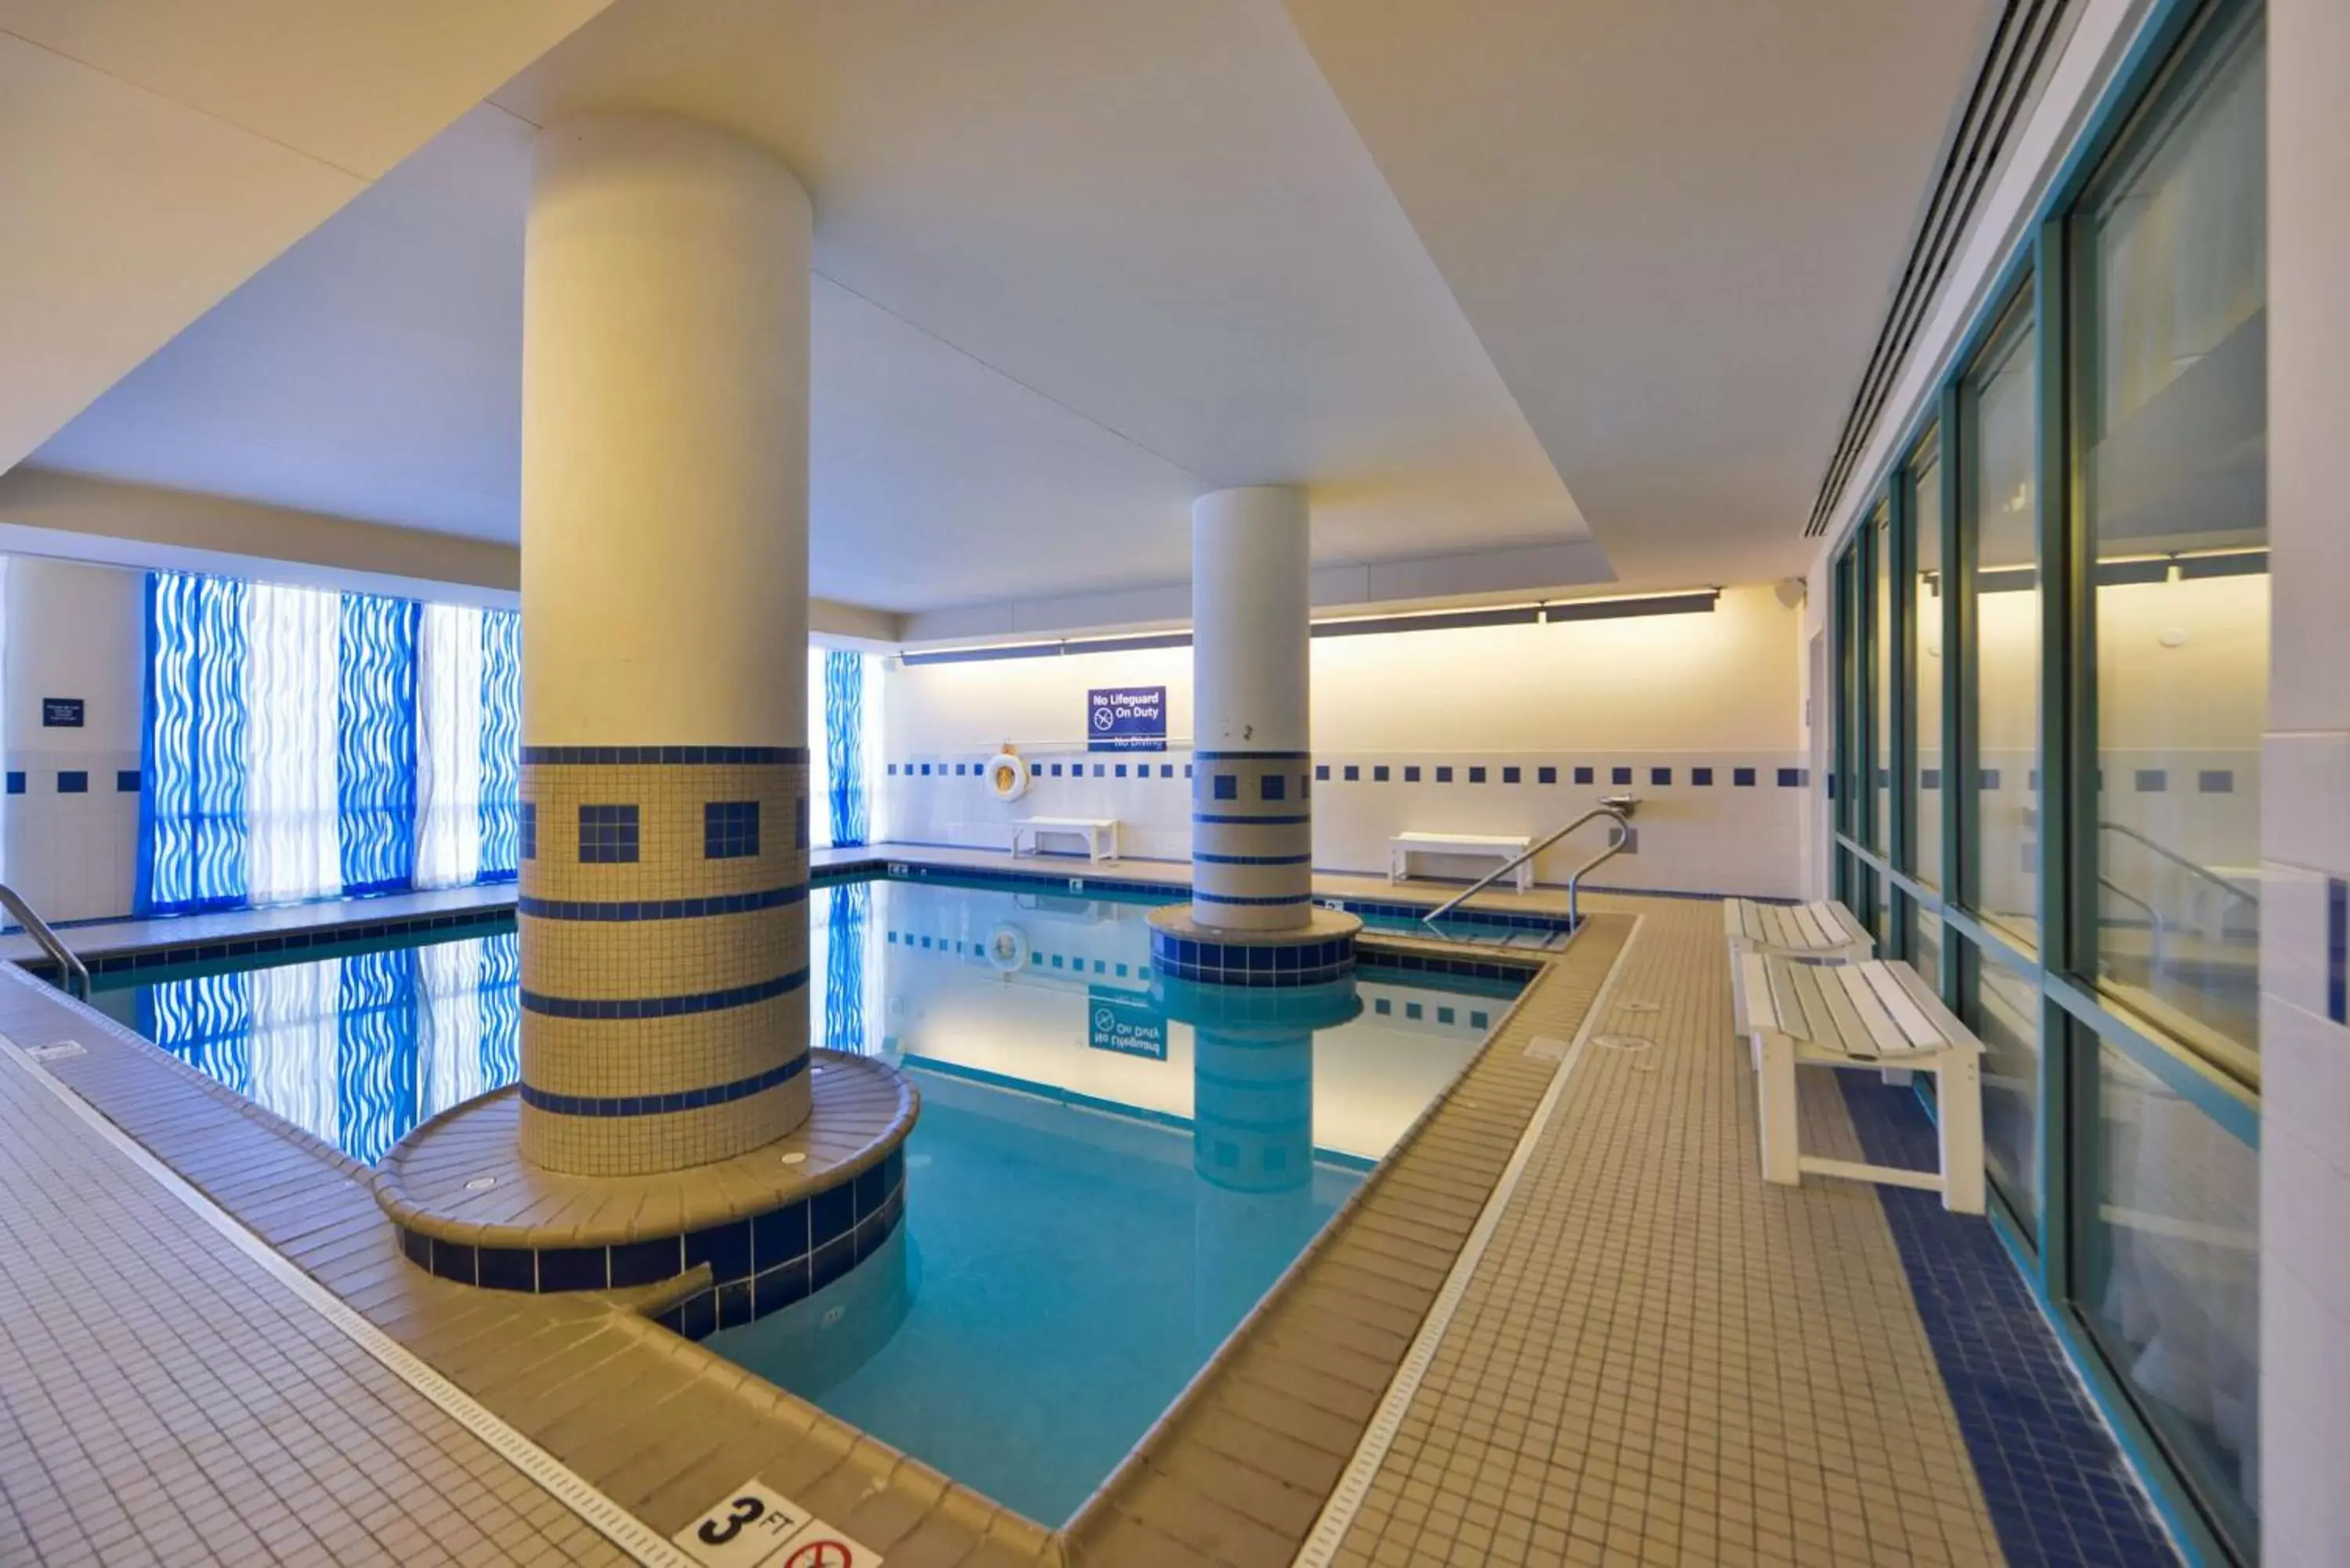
[516,114,812,1176]
[1191,486,1314,931]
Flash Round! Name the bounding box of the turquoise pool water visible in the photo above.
[95,875,1517,1523]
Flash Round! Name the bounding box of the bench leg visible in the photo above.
[1935,1053,1986,1215]
[1390,850,1405,884]
[1757,1034,1801,1187]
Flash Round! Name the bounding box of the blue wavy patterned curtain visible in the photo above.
[476,927,521,1089]
[822,880,870,1053]
[138,970,254,1092]
[477,609,522,881]
[824,649,869,847]
[337,947,418,1165]
[338,594,420,895]
[139,573,251,915]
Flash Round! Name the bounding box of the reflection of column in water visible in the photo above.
[1190,1021,1318,1343]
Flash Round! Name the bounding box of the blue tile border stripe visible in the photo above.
[1191,890,1316,906]
[518,1053,808,1118]
[520,745,808,765]
[1192,812,1312,826]
[519,967,808,1021]
[1191,750,1311,761]
[2327,876,2346,1026]
[1194,851,1314,866]
[517,883,808,923]
[1837,1076,2177,1568]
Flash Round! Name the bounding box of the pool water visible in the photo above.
[94,874,1518,1523]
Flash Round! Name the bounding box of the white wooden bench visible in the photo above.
[1725,898,1875,1045]
[1740,952,1985,1214]
[1011,817,1120,863]
[1389,832,1534,892]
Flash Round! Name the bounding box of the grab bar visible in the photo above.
[1566,815,1636,927]
[1423,797,1637,930]
[2099,821,2258,910]
[0,883,89,999]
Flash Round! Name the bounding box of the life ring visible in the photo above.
[985,923,1031,972]
[986,750,1032,801]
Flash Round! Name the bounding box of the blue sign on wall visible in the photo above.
[1086,686,1167,752]
[1087,988,1168,1059]
[41,697,84,728]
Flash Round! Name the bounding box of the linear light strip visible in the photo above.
[0,1033,695,1568]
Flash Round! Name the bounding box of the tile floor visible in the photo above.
[0,862,2186,1568]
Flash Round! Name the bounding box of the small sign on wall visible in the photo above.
[1087,988,1168,1059]
[41,698,84,728]
[1086,686,1166,752]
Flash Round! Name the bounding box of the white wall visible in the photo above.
[2261,0,2350,1559]
[2,558,146,921]
[880,584,1807,898]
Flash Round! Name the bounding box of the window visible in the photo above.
[519,803,537,862]
[2082,14,2265,1068]
[578,804,639,864]
[1871,503,1893,858]
[1963,302,2041,948]
[703,800,760,860]
[1911,436,1946,987]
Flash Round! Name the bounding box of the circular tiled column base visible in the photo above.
[372,1050,916,1341]
[1146,903,1362,988]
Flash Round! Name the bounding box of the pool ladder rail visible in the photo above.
[0,881,89,999]
[1422,797,1637,932]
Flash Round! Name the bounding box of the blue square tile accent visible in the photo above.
[1405,766,1422,782]
[578,804,639,863]
[2330,878,2347,1026]
[1538,766,1556,785]
[703,800,760,860]
[115,769,141,793]
[56,771,87,794]
[1115,763,1127,778]
[755,1256,812,1316]
[1574,767,1594,785]
[476,1246,534,1292]
[1340,764,1359,782]
[1502,766,1520,784]
[685,1219,754,1284]
[517,801,536,860]
[1436,766,1454,783]
[1611,767,1632,786]
[887,763,898,775]
[1261,774,1285,801]
[1469,766,1487,784]
[1650,767,1672,786]
[2133,768,2167,793]
[1050,763,1063,776]
[5,772,23,796]
[1093,764,1105,777]
[609,1237,682,1288]
[1471,1010,1489,1029]
[1921,768,1941,789]
[812,1183,857,1250]
[1691,768,1713,786]
[1776,768,1804,788]
[920,763,931,775]
[1184,764,1194,779]
[1980,768,2001,789]
[1437,1006,1455,1025]
[1405,1002,1423,1021]
[2199,769,2233,793]
[1212,773,1238,800]
[536,1246,607,1292]
[1161,764,1174,779]
[1374,764,1390,782]
[428,1238,478,1286]
[1316,764,1331,781]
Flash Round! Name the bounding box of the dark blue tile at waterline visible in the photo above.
[685,1219,754,1284]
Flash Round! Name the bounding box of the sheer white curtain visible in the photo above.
[415,602,485,889]
[244,583,340,905]
[243,959,342,1150]
[416,937,488,1120]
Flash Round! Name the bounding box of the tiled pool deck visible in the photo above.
[0,853,2175,1566]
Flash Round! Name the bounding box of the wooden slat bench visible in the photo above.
[1738,952,1985,1213]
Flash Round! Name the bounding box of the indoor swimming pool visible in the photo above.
[89,873,1524,1520]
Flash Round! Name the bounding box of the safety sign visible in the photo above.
[673,1477,884,1568]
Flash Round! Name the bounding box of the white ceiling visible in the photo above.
[22,0,1993,623]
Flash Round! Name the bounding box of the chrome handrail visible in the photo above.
[2099,820,2258,912]
[1422,797,1637,930]
[0,883,89,999]
[1565,815,1635,927]
[2099,874,2167,972]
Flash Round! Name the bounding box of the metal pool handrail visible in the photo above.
[0,881,89,999]
[1422,797,1638,930]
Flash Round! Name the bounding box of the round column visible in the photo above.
[1191,486,1313,931]
[517,114,813,1176]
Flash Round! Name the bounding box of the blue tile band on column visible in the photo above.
[519,966,808,1020]
[1194,852,1314,866]
[520,745,810,764]
[518,883,808,922]
[1193,750,1311,761]
[1191,891,1315,906]
[1150,928,1355,987]
[517,1053,808,1118]
[1194,813,1312,826]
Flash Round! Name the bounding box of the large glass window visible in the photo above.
[2083,14,2266,1071]
[1964,308,2041,948]
[1871,504,1893,858]
[1910,440,1945,987]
